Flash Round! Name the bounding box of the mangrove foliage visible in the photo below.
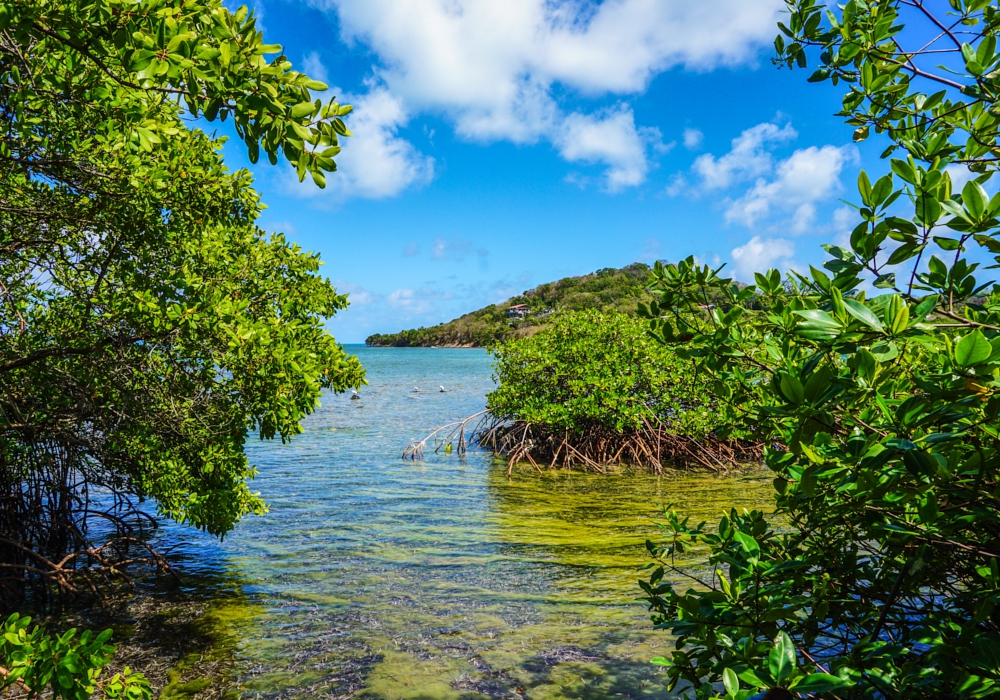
[0,0,363,609]
[641,0,1000,698]
[483,310,761,471]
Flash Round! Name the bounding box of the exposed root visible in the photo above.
[403,411,764,474]
[0,436,175,611]
[402,410,490,460]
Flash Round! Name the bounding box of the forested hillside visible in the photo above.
[365,262,656,347]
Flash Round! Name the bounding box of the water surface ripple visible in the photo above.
[155,346,772,699]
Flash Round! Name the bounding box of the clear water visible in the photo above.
[153,346,773,699]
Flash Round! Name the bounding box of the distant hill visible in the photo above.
[365,263,657,347]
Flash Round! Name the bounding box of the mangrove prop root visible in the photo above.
[0,436,175,611]
[403,412,763,474]
[402,410,490,460]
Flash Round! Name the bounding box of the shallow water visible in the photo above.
[152,346,773,699]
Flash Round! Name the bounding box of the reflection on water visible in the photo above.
[149,347,773,699]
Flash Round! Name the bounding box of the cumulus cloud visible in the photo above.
[664,172,688,197]
[725,144,857,228]
[305,0,783,191]
[683,128,703,149]
[324,84,435,199]
[431,237,489,262]
[324,0,783,119]
[386,287,454,314]
[671,120,855,230]
[692,121,797,190]
[555,105,665,191]
[731,236,795,280]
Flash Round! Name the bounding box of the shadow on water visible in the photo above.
[118,347,774,699]
[52,549,259,700]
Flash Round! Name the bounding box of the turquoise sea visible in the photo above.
[150,346,772,699]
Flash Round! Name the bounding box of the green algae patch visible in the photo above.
[83,586,262,700]
[174,449,773,699]
[360,649,469,700]
[160,664,213,700]
[148,597,257,699]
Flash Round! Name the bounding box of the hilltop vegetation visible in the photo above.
[365,263,656,347]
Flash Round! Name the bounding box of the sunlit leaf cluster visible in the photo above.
[0,613,150,700]
[0,0,364,606]
[639,1,1000,698]
[488,310,729,438]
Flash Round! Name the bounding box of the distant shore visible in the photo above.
[364,341,481,348]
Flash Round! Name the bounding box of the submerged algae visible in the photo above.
[212,462,772,699]
[138,347,774,699]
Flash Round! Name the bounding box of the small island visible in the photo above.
[365,262,655,347]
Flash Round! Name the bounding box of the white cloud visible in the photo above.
[683,128,703,149]
[301,51,330,86]
[402,241,420,257]
[692,121,797,190]
[725,144,857,228]
[832,206,855,248]
[664,172,687,197]
[261,219,298,235]
[431,237,489,261]
[332,279,373,305]
[555,105,664,191]
[325,0,782,118]
[325,84,435,199]
[731,236,795,280]
[306,0,783,190]
[386,287,454,314]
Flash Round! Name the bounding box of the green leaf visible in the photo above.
[779,374,806,405]
[733,531,761,558]
[887,242,923,265]
[963,180,988,220]
[934,236,962,251]
[769,631,796,684]
[956,330,992,367]
[871,341,899,362]
[858,170,872,204]
[794,309,843,340]
[723,667,739,696]
[891,158,917,184]
[843,299,884,332]
[738,669,768,688]
[289,101,316,119]
[791,673,854,693]
[913,294,939,321]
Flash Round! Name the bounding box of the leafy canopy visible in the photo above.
[488,310,719,437]
[0,0,363,603]
[640,0,1000,698]
[0,0,352,186]
[0,613,150,700]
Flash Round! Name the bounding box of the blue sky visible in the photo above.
[216,0,901,343]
